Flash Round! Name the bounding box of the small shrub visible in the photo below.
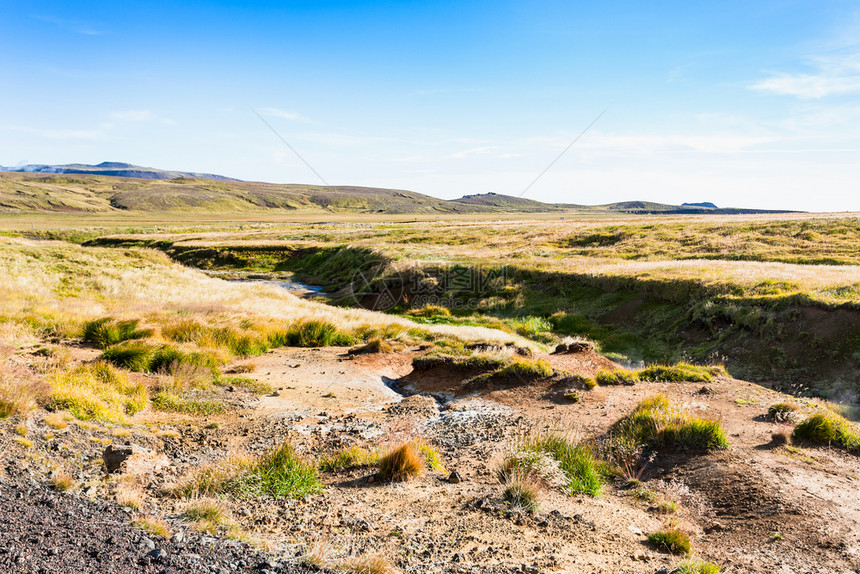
[565,390,581,403]
[676,559,720,574]
[501,471,541,513]
[377,442,425,482]
[319,446,378,472]
[767,402,800,423]
[647,528,692,555]
[792,411,860,452]
[595,369,638,386]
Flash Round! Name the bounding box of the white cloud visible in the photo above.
[751,51,860,99]
[450,146,497,158]
[259,108,312,122]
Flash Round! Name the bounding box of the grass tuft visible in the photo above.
[319,446,378,472]
[501,470,541,513]
[82,317,152,349]
[647,528,692,555]
[49,472,75,491]
[792,411,860,452]
[595,369,638,386]
[134,516,171,538]
[377,442,425,482]
[637,362,725,382]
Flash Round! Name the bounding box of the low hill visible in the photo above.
[0,167,798,215]
[0,162,237,181]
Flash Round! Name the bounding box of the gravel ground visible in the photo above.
[0,473,305,574]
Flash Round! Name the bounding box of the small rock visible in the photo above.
[171,531,185,544]
[146,548,167,562]
[271,390,281,397]
[103,444,135,474]
[447,471,463,484]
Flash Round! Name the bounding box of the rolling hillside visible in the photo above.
[0,164,797,215]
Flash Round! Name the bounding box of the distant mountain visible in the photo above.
[0,164,801,215]
[0,162,237,182]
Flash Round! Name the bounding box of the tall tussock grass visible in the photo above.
[0,374,48,418]
[82,318,152,349]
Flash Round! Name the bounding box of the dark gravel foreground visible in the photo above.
[0,477,304,574]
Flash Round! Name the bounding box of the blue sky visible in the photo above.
[2,0,859,211]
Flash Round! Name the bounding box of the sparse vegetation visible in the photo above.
[171,443,321,499]
[676,559,721,574]
[134,516,171,538]
[595,369,638,386]
[183,499,231,533]
[647,527,692,555]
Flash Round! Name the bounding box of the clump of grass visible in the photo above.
[792,411,860,452]
[100,342,220,375]
[183,499,231,534]
[43,412,68,429]
[656,498,678,514]
[497,449,568,490]
[767,402,801,423]
[0,374,48,418]
[319,446,378,472]
[117,481,145,509]
[377,442,425,482]
[249,443,324,498]
[134,516,171,538]
[528,433,604,496]
[171,443,321,499]
[49,472,75,491]
[48,362,147,423]
[565,390,581,402]
[286,320,354,347]
[412,439,446,472]
[611,394,729,452]
[82,318,152,349]
[676,559,721,574]
[501,470,541,513]
[647,527,692,555]
[100,342,154,371]
[595,369,638,386]
[637,363,725,382]
[14,424,27,436]
[14,437,32,447]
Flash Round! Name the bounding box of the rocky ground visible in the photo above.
[1,343,859,573]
